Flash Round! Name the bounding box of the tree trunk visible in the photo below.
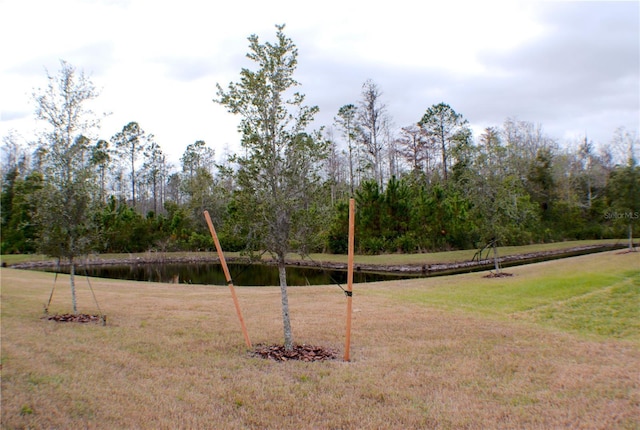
[131,152,136,209]
[69,258,78,315]
[629,223,634,250]
[278,260,294,351]
[440,124,448,182]
[492,241,501,274]
[348,142,354,196]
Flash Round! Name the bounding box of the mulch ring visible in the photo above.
[616,249,638,254]
[251,343,339,362]
[483,272,514,278]
[43,313,106,324]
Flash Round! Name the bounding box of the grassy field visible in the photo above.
[1,249,638,429]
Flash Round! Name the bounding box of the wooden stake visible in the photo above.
[204,210,252,348]
[344,198,355,361]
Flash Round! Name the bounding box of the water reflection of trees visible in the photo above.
[53,263,412,286]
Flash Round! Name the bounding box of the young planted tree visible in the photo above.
[468,128,538,271]
[32,60,100,314]
[215,25,328,350]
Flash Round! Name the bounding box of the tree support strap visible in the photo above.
[83,267,107,326]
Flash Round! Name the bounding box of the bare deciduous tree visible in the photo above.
[357,79,388,188]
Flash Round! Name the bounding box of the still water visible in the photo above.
[44,262,418,286]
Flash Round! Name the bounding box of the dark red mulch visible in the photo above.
[251,343,339,362]
[483,272,514,278]
[43,313,105,324]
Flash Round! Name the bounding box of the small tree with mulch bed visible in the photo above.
[252,344,338,362]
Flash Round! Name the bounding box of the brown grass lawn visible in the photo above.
[1,250,639,429]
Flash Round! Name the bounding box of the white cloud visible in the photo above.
[1,0,638,164]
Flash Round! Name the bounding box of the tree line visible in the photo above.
[2,63,638,259]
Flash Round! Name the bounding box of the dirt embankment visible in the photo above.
[8,244,629,275]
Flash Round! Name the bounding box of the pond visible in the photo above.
[42,262,419,286]
[34,244,623,286]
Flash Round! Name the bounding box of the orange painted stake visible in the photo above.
[204,210,252,348]
[344,198,355,361]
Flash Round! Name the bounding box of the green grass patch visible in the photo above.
[384,252,640,340]
[399,272,625,314]
[524,273,640,339]
[0,254,56,266]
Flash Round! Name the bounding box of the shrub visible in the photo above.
[359,237,386,255]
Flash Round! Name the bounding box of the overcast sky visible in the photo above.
[1,0,638,165]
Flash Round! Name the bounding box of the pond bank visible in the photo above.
[8,243,630,276]
[283,243,630,275]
